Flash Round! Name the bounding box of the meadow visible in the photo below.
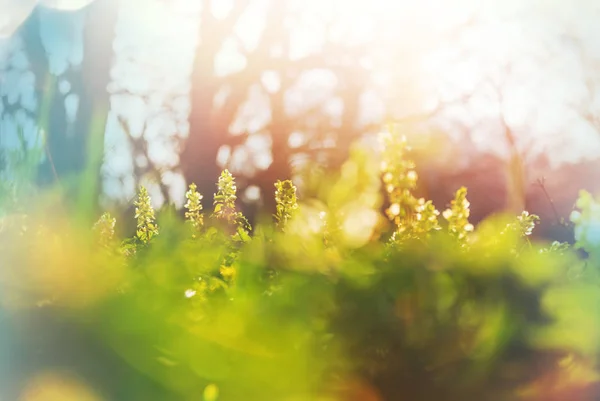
[2,128,600,401]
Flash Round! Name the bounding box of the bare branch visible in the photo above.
[117,116,171,202]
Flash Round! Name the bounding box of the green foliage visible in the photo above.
[3,135,600,401]
[213,170,237,222]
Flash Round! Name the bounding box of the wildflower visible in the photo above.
[220,265,237,282]
[516,211,539,237]
[443,187,473,244]
[414,198,441,234]
[379,125,439,244]
[134,185,158,244]
[540,241,570,255]
[274,179,298,231]
[388,203,401,217]
[213,170,251,233]
[93,212,116,247]
[184,183,204,235]
[503,211,540,238]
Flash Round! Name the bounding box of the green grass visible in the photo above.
[1,129,599,401]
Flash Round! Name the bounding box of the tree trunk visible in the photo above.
[31,1,118,218]
[180,11,223,206]
[254,83,292,215]
[73,0,119,220]
[34,7,87,186]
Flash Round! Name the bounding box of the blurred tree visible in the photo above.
[389,11,595,228]
[180,0,373,214]
[0,12,44,180]
[35,0,119,202]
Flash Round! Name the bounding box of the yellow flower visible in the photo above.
[184,183,204,235]
[443,187,473,246]
[134,186,158,244]
[274,179,298,231]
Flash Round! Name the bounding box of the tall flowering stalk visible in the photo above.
[513,211,540,238]
[185,183,204,236]
[134,185,158,244]
[212,170,251,234]
[413,198,441,235]
[443,187,473,245]
[212,170,251,283]
[380,127,440,244]
[213,170,237,224]
[274,180,298,232]
[93,212,116,247]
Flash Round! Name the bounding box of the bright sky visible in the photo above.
[2,0,600,205]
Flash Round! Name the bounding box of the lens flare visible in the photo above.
[20,372,103,401]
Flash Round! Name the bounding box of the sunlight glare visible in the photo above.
[210,0,233,20]
[291,0,483,120]
[20,372,103,401]
[0,0,37,39]
[39,0,98,10]
[342,207,378,248]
